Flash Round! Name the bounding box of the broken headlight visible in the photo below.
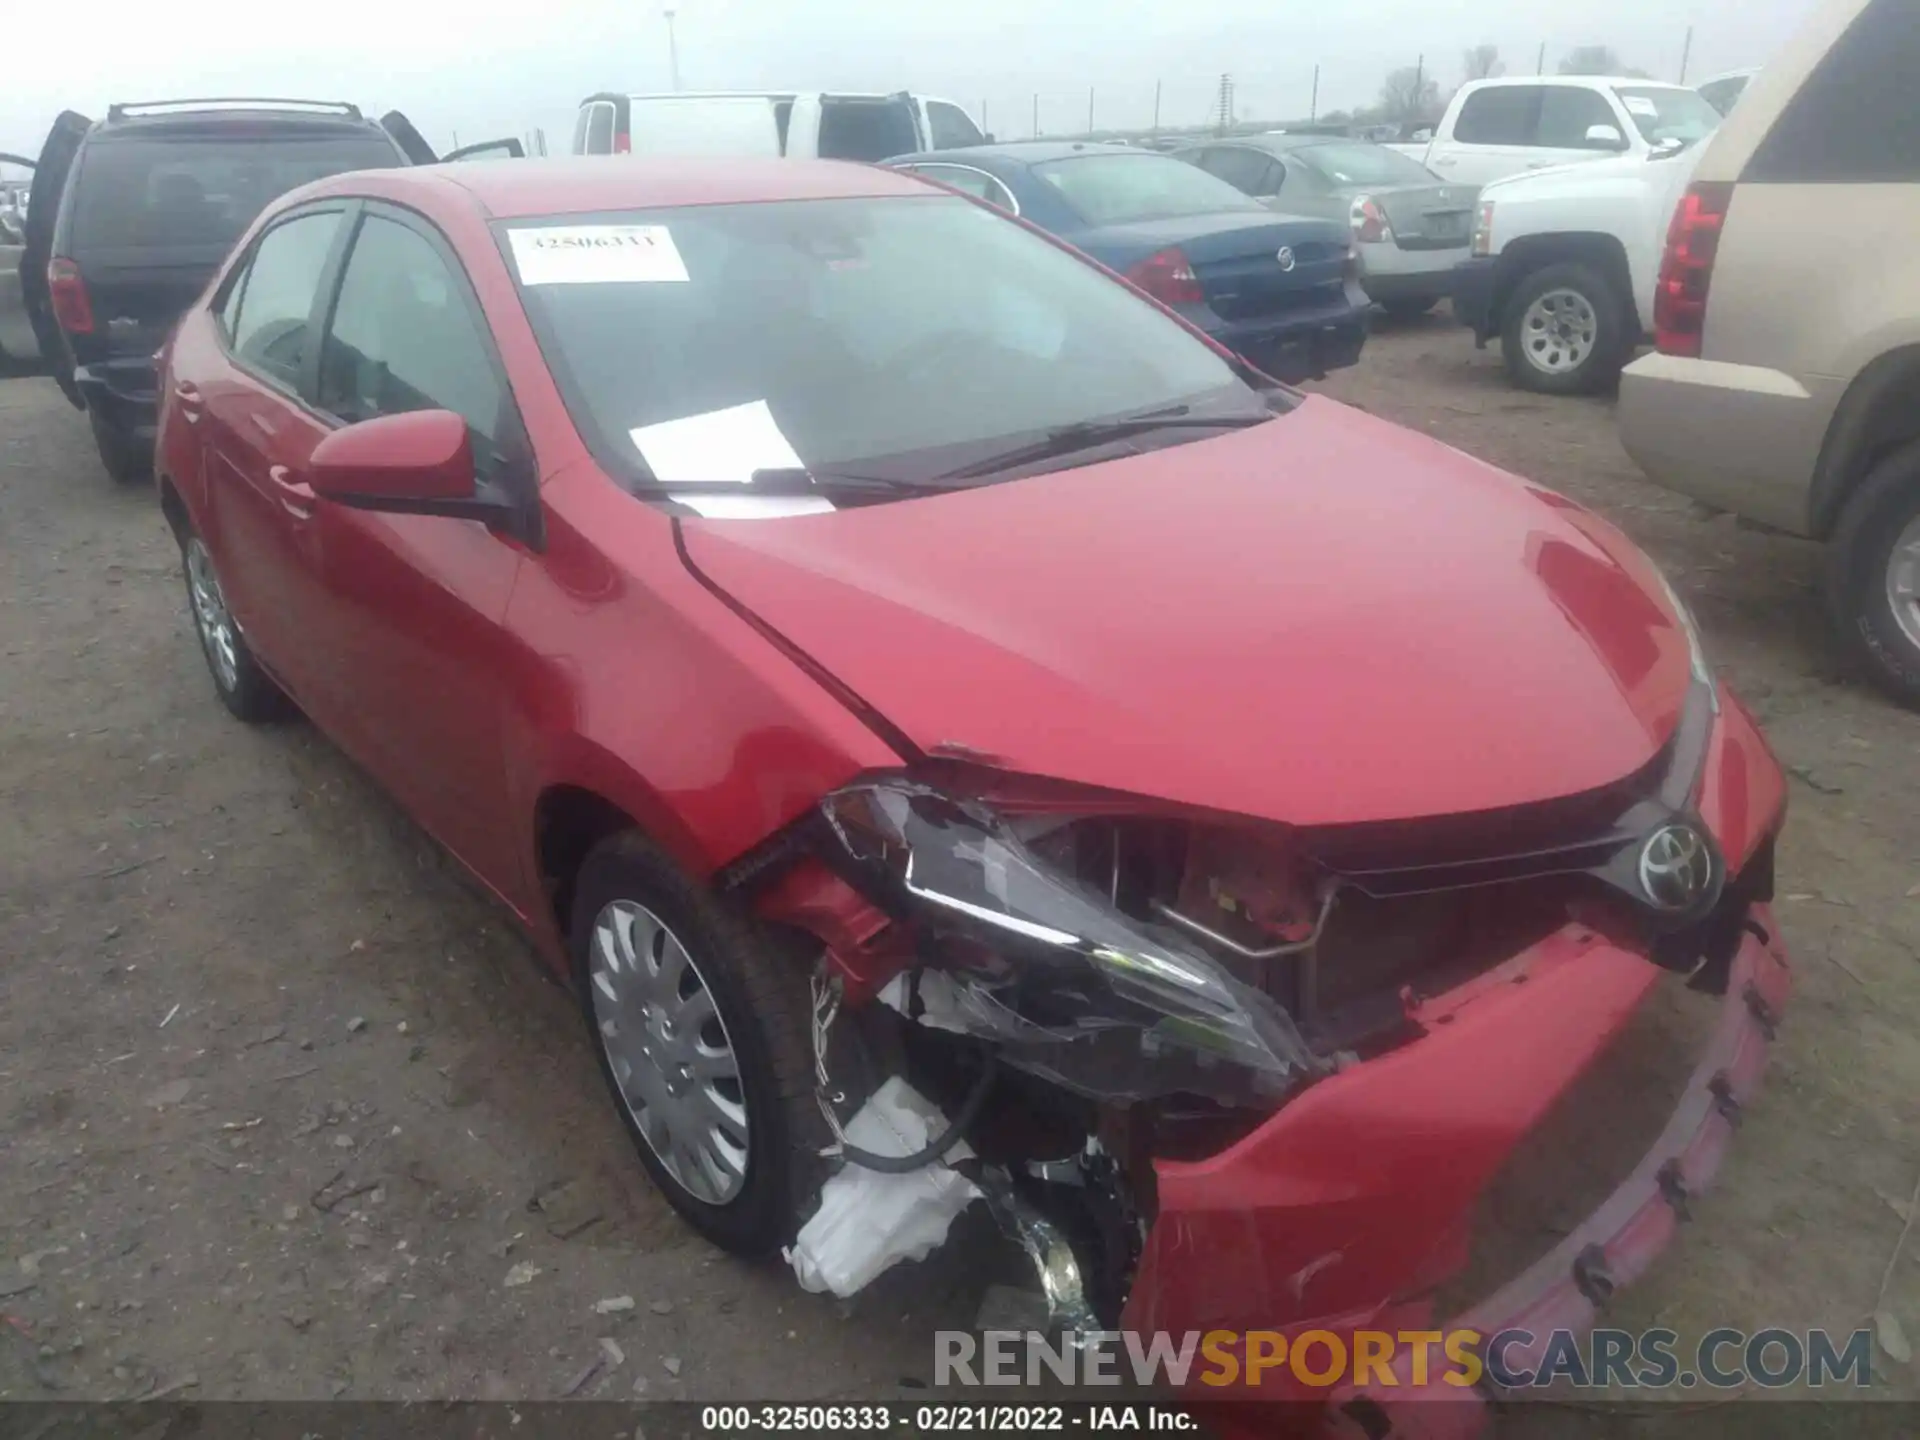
[818,778,1321,1106]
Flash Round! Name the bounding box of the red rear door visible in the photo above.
[197,204,353,700]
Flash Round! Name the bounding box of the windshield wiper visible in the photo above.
[741,466,962,498]
[933,407,1273,482]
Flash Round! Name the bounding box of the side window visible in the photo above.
[1453,86,1542,145]
[571,106,593,155]
[586,102,615,156]
[1746,0,1920,183]
[317,214,510,472]
[927,101,985,149]
[1538,87,1625,148]
[916,165,1018,213]
[1204,147,1280,196]
[1697,76,1747,116]
[227,211,342,389]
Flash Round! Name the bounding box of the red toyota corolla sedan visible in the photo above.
[154,158,1789,1430]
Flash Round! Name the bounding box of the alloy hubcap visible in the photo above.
[1885,514,1920,653]
[185,538,239,692]
[589,900,749,1205]
[1521,288,1598,374]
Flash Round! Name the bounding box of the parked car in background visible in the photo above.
[1619,0,1920,705]
[0,153,37,370]
[572,91,986,162]
[153,156,1789,1432]
[1391,76,1722,187]
[1696,68,1760,116]
[19,98,518,483]
[886,142,1367,382]
[1450,119,1719,393]
[1173,135,1476,317]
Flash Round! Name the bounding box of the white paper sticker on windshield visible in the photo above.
[671,493,836,519]
[507,225,688,285]
[629,400,804,484]
[1621,95,1659,118]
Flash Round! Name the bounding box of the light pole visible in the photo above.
[664,7,682,91]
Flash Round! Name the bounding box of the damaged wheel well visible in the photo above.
[534,786,641,938]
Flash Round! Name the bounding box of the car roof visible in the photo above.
[1460,74,1692,91]
[93,101,383,138]
[302,155,941,220]
[891,140,1137,167]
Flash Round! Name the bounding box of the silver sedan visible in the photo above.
[1174,135,1477,318]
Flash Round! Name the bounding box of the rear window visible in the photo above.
[817,98,921,163]
[1294,142,1436,186]
[1031,153,1261,225]
[71,133,400,251]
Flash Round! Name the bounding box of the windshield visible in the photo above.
[1031,153,1263,225]
[1292,141,1438,188]
[1612,86,1722,147]
[502,196,1260,487]
[71,134,401,252]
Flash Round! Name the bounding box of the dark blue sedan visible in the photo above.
[884,141,1367,383]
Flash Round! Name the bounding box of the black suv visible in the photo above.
[20,99,520,482]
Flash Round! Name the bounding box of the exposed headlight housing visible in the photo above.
[819,778,1320,1106]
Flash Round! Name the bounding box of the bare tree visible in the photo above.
[1558,45,1626,76]
[1377,66,1442,127]
[1463,45,1505,82]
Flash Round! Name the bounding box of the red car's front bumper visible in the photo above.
[1120,692,1790,1438]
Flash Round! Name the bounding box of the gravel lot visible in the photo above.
[3,318,1920,1415]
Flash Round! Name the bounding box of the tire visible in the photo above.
[179,528,289,722]
[1380,297,1437,320]
[571,831,829,1254]
[1827,439,1920,708]
[1500,261,1629,396]
[89,406,150,485]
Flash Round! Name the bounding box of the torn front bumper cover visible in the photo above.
[1122,906,1789,1437]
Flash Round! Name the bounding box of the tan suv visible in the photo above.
[1618,0,1920,704]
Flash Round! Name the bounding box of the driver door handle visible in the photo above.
[172,381,204,422]
[269,464,315,520]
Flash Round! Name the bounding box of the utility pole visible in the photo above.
[1032,92,1040,138]
[1536,41,1546,75]
[664,6,682,91]
[1310,64,1319,121]
[1152,80,1162,134]
[1214,73,1234,135]
[1678,25,1694,83]
[1088,87,1095,133]
[1413,53,1424,116]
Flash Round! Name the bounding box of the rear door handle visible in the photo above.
[173,381,204,422]
[268,464,315,520]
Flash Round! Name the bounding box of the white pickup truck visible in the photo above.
[1390,75,1723,188]
[1447,97,1726,394]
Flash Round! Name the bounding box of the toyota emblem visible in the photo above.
[1276,246,1296,272]
[1636,823,1714,911]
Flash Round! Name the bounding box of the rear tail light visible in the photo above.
[1471,200,1495,257]
[613,129,631,154]
[48,257,94,335]
[1350,195,1392,245]
[1654,182,1733,358]
[1124,247,1204,305]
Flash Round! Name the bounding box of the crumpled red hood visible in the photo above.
[678,395,1693,827]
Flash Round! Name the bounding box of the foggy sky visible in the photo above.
[2,0,1820,166]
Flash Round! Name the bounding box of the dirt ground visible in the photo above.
[3,318,1920,1422]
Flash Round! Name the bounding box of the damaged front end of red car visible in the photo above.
[723,665,1787,1435]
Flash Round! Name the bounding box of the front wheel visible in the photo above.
[1828,439,1920,708]
[1500,262,1629,395]
[572,831,828,1254]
